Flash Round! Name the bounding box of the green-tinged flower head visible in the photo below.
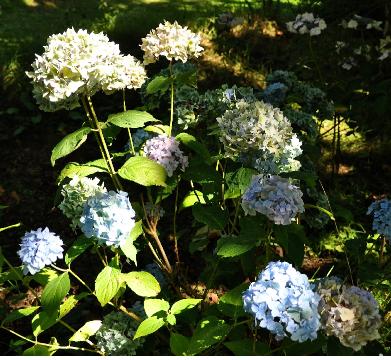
[217,100,302,174]
[59,175,107,231]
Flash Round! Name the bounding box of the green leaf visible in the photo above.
[118,156,167,187]
[57,159,108,183]
[107,110,159,129]
[32,268,58,286]
[144,299,170,317]
[224,168,257,199]
[65,236,93,265]
[2,306,40,325]
[170,333,190,355]
[175,133,211,163]
[166,313,176,326]
[0,267,23,284]
[224,339,270,355]
[146,75,171,95]
[23,343,57,356]
[51,127,91,166]
[32,310,58,337]
[192,204,228,230]
[41,272,70,311]
[133,316,165,339]
[123,271,161,297]
[180,190,208,210]
[144,124,170,135]
[304,204,335,221]
[216,236,255,258]
[171,299,201,315]
[95,263,123,306]
[69,320,102,342]
[186,316,231,355]
[58,293,88,320]
[120,221,142,265]
[217,283,248,318]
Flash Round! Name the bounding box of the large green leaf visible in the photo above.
[118,156,167,187]
[180,190,210,211]
[217,283,248,318]
[123,271,161,297]
[274,224,306,266]
[170,333,191,355]
[186,316,231,355]
[41,272,70,311]
[170,299,201,315]
[192,204,228,230]
[144,299,170,318]
[133,316,165,339]
[2,306,40,325]
[32,310,58,337]
[146,75,171,95]
[95,263,123,306]
[107,110,158,129]
[224,339,270,355]
[120,221,142,265]
[216,236,255,258]
[224,168,257,199]
[57,159,108,183]
[65,236,93,265]
[175,133,211,164]
[69,320,102,342]
[51,127,91,166]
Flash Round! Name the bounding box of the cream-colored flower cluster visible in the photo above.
[286,13,327,36]
[140,21,203,65]
[317,278,382,351]
[27,28,146,112]
[378,36,391,61]
[217,100,302,174]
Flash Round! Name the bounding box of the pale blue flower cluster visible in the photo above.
[242,175,305,225]
[143,134,188,177]
[243,261,321,342]
[80,191,136,247]
[18,227,64,275]
[367,199,391,240]
[95,301,146,355]
[132,129,152,150]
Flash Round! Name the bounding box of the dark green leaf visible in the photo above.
[32,310,58,337]
[107,110,159,129]
[192,204,228,230]
[41,273,70,311]
[118,156,167,187]
[2,306,40,325]
[175,133,211,164]
[65,236,93,265]
[224,168,257,199]
[170,333,190,355]
[51,127,91,166]
[216,236,255,258]
[224,339,270,355]
[146,75,171,95]
[217,283,248,318]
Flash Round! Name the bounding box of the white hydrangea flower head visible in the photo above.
[317,278,382,351]
[140,21,204,64]
[217,100,302,174]
[80,190,136,248]
[367,198,391,240]
[143,134,188,177]
[59,176,107,231]
[378,36,391,61]
[341,15,382,32]
[286,13,327,36]
[26,28,146,112]
[18,227,64,275]
[242,175,304,225]
[243,261,321,342]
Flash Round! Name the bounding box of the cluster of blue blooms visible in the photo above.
[242,261,321,342]
[80,190,136,248]
[367,198,391,240]
[18,227,64,275]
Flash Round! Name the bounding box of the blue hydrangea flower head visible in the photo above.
[18,227,64,275]
[367,198,391,240]
[262,82,288,106]
[80,190,136,247]
[243,261,321,342]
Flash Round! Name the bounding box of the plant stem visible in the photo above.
[173,177,180,264]
[168,61,174,137]
[0,223,21,233]
[123,89,135,156]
